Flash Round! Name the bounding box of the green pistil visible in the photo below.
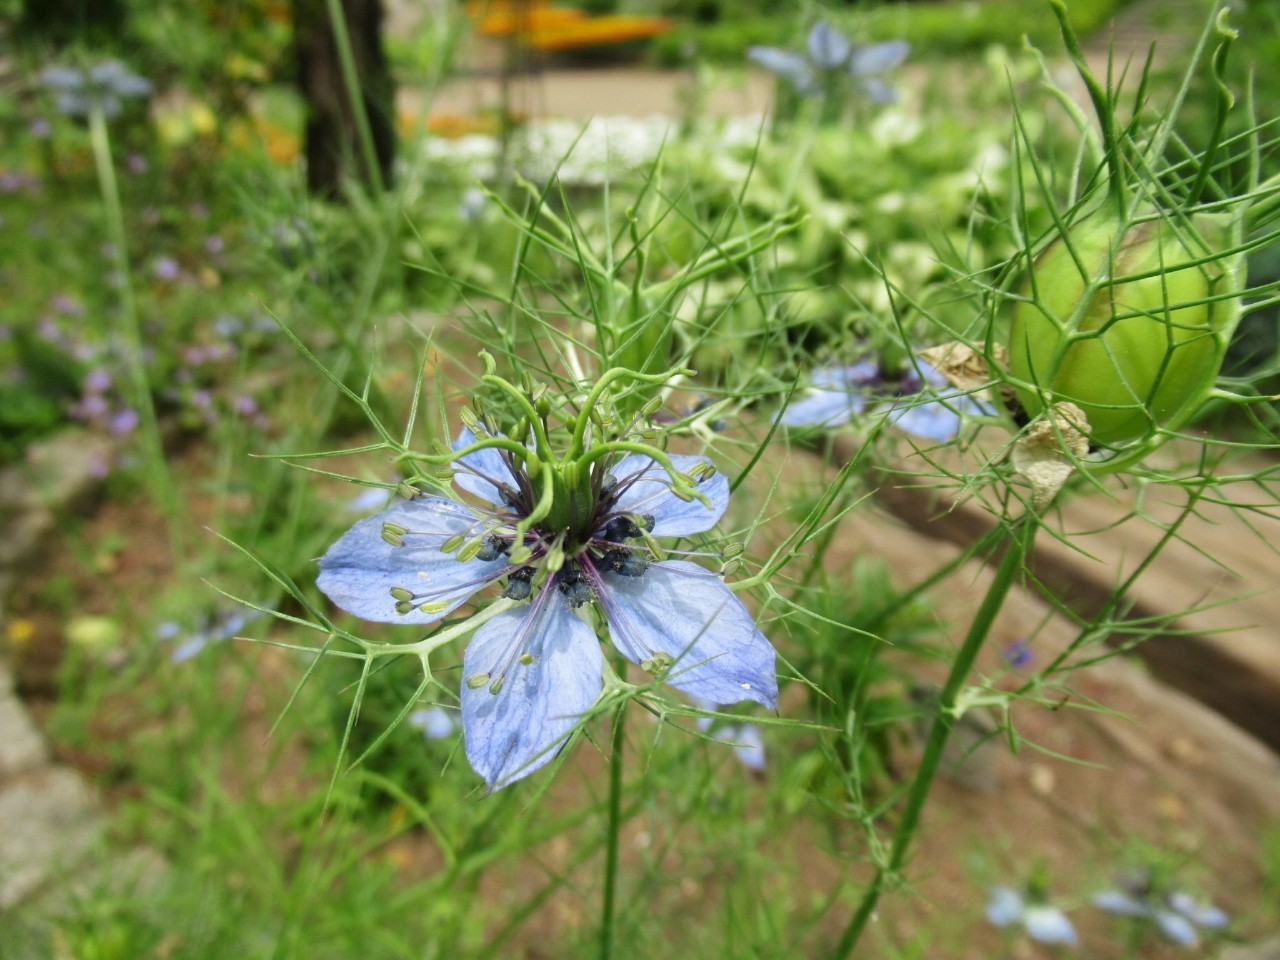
[567,365,694,460]
[578,440,710,509]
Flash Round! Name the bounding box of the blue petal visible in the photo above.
[986,887,1024,927]
[317,497,506,625]
[858,76,899,105]
[782,387,864,427]
[607,453,728,537]
[408,706,458,740]
[848,40,910,75]
[1093,889,1152,917]
[461,591,603,789]
[1166,892,1228,928]
[597,560,777,708]
[452,427,521,506]
[889,398,963,441]
[1154,910,1199,947]
[807,21,852,69]
[747,46,815,89]
[729,723,766,771]
[1024,905,1077,945]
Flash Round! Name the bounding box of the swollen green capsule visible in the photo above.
[1008,212,1239,446]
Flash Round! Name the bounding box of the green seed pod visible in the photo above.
[1008,212,1240,447]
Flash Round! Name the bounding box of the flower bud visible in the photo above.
[1008,212,1240,447]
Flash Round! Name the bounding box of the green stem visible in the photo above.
[599,704,625,960]
[88,107,186,568]
[829,516,1034,959]
[322,0,385,194]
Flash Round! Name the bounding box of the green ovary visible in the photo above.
[1009,215,1225,446]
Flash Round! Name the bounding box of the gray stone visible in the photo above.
[0,768,105,909]
[0,665,49,781]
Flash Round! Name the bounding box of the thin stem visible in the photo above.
[88,106,186,568]
[322,0,385,194]
[829,515,1034,959]
[599,703,625,960]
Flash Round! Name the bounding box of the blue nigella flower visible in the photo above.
[781,358,992,442]
[39,60,152,119]
[159,607,260,663]
[317,426,778,790]
[987,886,1078,945]
[748,21,909,103]
[1094,874,1228,947]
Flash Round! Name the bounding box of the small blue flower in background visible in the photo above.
[782,358,993,442]
[159,607,261,663]
[1094,873,1228,947]
[318,426,778,790]
[748,21,909,103]
[407,706,459,741]
[1003,637,1033,671]
[987,886,1078,945]
[39,60,152,119]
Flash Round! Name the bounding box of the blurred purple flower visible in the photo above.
[126,153,147,174]
[1003,638,1033,671]
[84,368,113,393]
[693,698,766,773]
[153,256,181,281]
[108,408,139,435]
[30,116,53,138]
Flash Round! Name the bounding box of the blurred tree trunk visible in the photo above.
[18,0,126,45]
[293,0,396,197]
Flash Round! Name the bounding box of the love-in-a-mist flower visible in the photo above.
[987,886,1078,945]
[748,21,909,103]
[39,60,152,119]
[1094,872,1228,947]
[781,358,992,441]
[317,383,777,790]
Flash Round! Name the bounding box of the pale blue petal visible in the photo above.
[986,887,1024,927]
[889,398,963,441]
[461,592,603,789]
[859,76,899,105]
[1166,892,1228,928]
[40,66,85,90]
[451,427,520,506]
[782,387,863,427]
[783,363,876,428]
[1093,889,1152,917]
[607,453,728,537]
[1024,905,1077,945]
[597,560,777,708]
[730,723,766,771]
[807,21,852,69]
[317,497,506,625]
[1154,910,1199,947]
[408,706,458,740]
[747,46,814,89]
[848,40,910,75]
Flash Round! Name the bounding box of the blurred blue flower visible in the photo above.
[748,21,909,103]
[1003,638,1033,671]
[782,358,992,442]
[407,705,459,740]
[39,60,152,120]
[692,697,766,772]
[987,886,1078,945]
[318,427,778,790]
[1094,874,1228,947]
[161,607,261,663]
